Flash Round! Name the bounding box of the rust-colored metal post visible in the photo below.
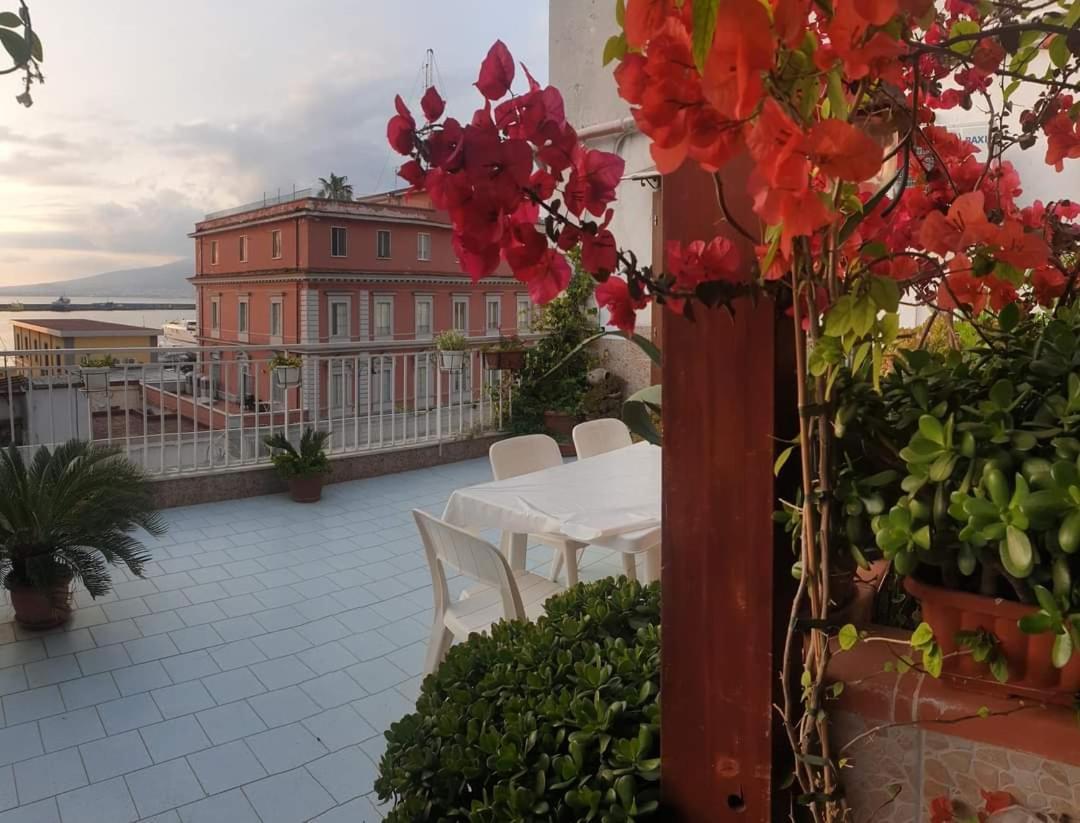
[659,158,792,821]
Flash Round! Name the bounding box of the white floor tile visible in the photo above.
[139,716,209,763]
[0,724,43,768]
[56,777,137,823]
[248,687,321,728]
[175,788,259,823]
[306,745,378,804]
[112,662,171,697]
[58,674,119,711]
[242,768,335,823]
[97,693,163,735]
[13,748,87,804]
[194,702,265,745]
[186,741,265,796]
[245,723,328,774]
[302,706,377,752]
[79,730,152,783]
[150,682,214,719]
[125,759,205,819]
[38,707,104,752]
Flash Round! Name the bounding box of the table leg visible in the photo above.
[501,532,528,571]
[644,545,661,584]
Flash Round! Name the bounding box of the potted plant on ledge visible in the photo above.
[483,335,527,371]
[79,354,116,392]
[262,427,331,503]
[0,441,164,629]
[435,329,467,372]
[269,352,302,388]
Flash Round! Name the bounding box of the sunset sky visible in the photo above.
[0,1,548,286]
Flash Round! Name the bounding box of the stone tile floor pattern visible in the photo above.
[0,457,632,823]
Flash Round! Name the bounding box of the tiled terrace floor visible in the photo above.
[0,457,630,823]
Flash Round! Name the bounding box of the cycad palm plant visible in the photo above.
[0,441,164,610]
[262,428,331,477]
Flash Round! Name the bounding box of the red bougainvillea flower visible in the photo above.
[1033,265,1069,305]
[475,40,515,100]
[581,224,619,278]
[805,119,885,182]
[702,0,775,120]
[937,268,989,315]
[918,191,997,253]
[666,236,742,290]
[853,0,898,25]
[751,180,832,255]
[596,276,649,333]
[747,99,807,190]
[1044,109,1080,172]
[387,95,416,156]
[420,86,445,122]
[979,790,1015,818]
[515,248,573,304]
[993,219,1049,269]
[929,796,955,823]
[624,0,685,48]
[564,149,626,217]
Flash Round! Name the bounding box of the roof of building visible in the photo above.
[13,319,161,337]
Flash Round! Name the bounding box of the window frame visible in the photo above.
[376,229,392,260]
[516,294,533,334]
[373,295,394,340]
[417,232,431,262]
[269,296,284,344]
[414,295,434,340]
[239,235,249,263]
[330,226,348,258]
[210,296,221,336]
[452,295,469,335]
[237,295,250,342]
[328,295,351,341]
[271,229,283,260]
[209,240,219,266]
[485,295,502,336]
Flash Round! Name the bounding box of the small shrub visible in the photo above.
[435,329,468,351]
[261,427,330,478]
[375,577,661,822]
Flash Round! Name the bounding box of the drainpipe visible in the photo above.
[576,116,637,141]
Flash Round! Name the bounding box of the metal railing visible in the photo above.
[203,187,317,221]
[0,343,513,478]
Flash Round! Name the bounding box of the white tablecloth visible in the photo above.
[443,442,661,554]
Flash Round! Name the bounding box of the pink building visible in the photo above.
[188,190,533,419]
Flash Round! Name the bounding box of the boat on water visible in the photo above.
[51,296,71,310]
[162,319,198,346]
[8,300,23,311]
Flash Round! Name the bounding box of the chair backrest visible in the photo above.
[489,434,562,481]
[413,510,525,621]
[573,418,632,459]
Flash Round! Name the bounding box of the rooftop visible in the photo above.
[0,457,628,822]
[12,319,161,338]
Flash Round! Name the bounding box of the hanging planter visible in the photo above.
[79,355,115,392]
[269,353,302,387]
[435,330,468,372]
[483,336,527,371]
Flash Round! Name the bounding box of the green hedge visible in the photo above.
[375,577,661,822]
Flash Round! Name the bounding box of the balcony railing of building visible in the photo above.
[0,343,513,478]
[203,187,317,221]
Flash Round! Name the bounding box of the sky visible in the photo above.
[0,1,549,286]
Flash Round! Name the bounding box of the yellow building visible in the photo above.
[12,319,159,376]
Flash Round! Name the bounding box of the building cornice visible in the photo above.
[190,209,451,238]
[189,272,518,287]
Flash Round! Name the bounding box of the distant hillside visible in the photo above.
[0,259,195,298]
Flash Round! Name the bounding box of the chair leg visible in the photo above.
[644,544,661,583]
[564,545,580,587]
[550,550,564,582]
[424,622,454,675]
[621,553,638,581]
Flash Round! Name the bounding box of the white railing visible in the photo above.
[0,343,513,478]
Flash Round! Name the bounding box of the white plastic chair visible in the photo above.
[568,419,644,581]
[572,418,633,459]
[414,509,562,674]
[488,435,587,586]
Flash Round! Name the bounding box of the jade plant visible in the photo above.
[375,577,660,821]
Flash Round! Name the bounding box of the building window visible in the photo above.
[452,296,469,335]
[237,296,249,342]
[329,297,350,340]
[209,240,219,266]
[516,295,534,333]
[414,296,433,340]
[417,232,431,261]
[210,297,221,335]
[239,235,249,263]
[331,226,348,258]
[271,230,282,260]
[486,295,501,335]
[374,296,393,339]
[376,230,391,259]
[270,298,283,342]
[330,361,353,410]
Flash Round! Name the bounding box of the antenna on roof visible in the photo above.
[423,48,434,90]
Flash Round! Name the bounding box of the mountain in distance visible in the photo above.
[0,259,195,298]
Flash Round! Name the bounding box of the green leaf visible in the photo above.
[947,20,981,54]
[998,302,1020,332]
[868,277,900,314]
[1019,612,1054,634]
[923,643,944,678]
[623,385,662,446]
[0,27,28,65]
[838,623,859,651]
[826,69,848,119]
[602,33,627,66]
[774,445,795,477]
[989,656,1009,684]
[851,297,876,337]
[1001,526,1034,578]
[0,11,20,27]
[1033,584,1062,622]
[824,297,853,337]
[918,415,945,446]
[1050,35,1070,68]
[615,0,626,27]
[690,0,719,71]
[1052,631,1074,669]
[910,622,934,649]
[989,379,1014,410]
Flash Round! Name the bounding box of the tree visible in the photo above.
[388,2,1080,818]
[317,173,353,201]
[0,1,41,107]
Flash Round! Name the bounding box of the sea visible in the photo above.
[0,296,196,352]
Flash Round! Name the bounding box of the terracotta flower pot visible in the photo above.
[10,579,74,630]
[287,475,323,503]
[904,576,1080,701]
[484,349,526,371]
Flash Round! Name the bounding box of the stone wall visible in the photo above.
[590,337,653,397]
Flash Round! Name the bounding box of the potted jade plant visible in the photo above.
[80,354,116,392]
[852,308,1080,699]
[0,441,164,629]
[262,427,331,503]
[483,336,527,371]
[269,352,302,388]
[435,329,467,371]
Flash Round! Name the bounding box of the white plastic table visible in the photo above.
[443,442,662,582]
